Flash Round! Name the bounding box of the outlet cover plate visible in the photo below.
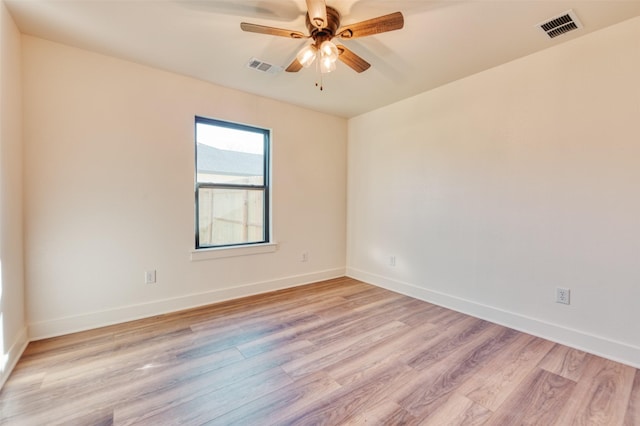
[556,287,570,305]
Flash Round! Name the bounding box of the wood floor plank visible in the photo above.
[375,404,420,426]
[487,368,576,425]
[3,346,244,424]
[624,369,640,426]
[234,314,323,358]
[302,294,416,347]
[427,306,474,327]
[184,310,318,358]
[281,320,409,379]
[114,339,314,423]
[205,371,342,425]
[278,361,416,425]
[125,366,293,425]
[1,277,638,425]
[419,392,492,426]
[0,371,45,402]
[403,316,494,371]
[395,301,446,327]
[397,325,520,419]
[326,320,438,386]
[13,332,117,377]
[553,356,636,426]
[538,343,590,381]
[341,400,415,425]
[458,333,555,411]
[40,327,194,388]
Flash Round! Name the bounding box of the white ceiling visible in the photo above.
[6,0,640,118]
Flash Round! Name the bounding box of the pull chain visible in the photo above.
[314,52,324,91]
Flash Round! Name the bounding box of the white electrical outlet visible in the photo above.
[145,270,156,284]
[389,256,396,267]
[556,287,570,305]
[301,251,309,262]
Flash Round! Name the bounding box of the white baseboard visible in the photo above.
[1,326,29,390]
[29,268,345,341]
[347,267,640,369]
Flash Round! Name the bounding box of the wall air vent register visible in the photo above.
[247,57,283,74]
[537,10,583,39]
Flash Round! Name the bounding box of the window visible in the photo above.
[195,117,270,249]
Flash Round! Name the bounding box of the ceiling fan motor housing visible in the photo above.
[306,6,341,43]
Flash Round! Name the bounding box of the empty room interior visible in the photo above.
[1,0,640,424]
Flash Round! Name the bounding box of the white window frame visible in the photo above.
[194,116,271,254]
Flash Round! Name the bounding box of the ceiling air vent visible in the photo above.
[536,10,583,39]
[246,58,282,74]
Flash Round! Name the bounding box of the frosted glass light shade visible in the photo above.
[320,56,336,73]
[296,44,317,68]
[319,40,339,62]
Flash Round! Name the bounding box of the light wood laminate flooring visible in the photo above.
[1,277,638,425]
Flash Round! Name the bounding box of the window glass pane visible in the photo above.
[196,123,264,185]
[195,117,269,249]
[198,187,265,247]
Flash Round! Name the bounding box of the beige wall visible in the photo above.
[22,36,347,338]
[347,17,640,367]
[0,0,27,387]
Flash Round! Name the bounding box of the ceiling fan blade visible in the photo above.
[285,58,303,72]
[337,45,371,73]
[240,22,306,39]
[337,11,404,39]
[306,0,327,29]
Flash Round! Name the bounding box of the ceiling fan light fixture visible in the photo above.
[296,44,317,68]
[241,4,404,81]
[319,55,336,73]
[319,40,339,62]
[318,40,338,74]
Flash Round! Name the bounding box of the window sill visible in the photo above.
[190,242,278,261]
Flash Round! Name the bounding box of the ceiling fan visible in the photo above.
[240,0,404,77]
